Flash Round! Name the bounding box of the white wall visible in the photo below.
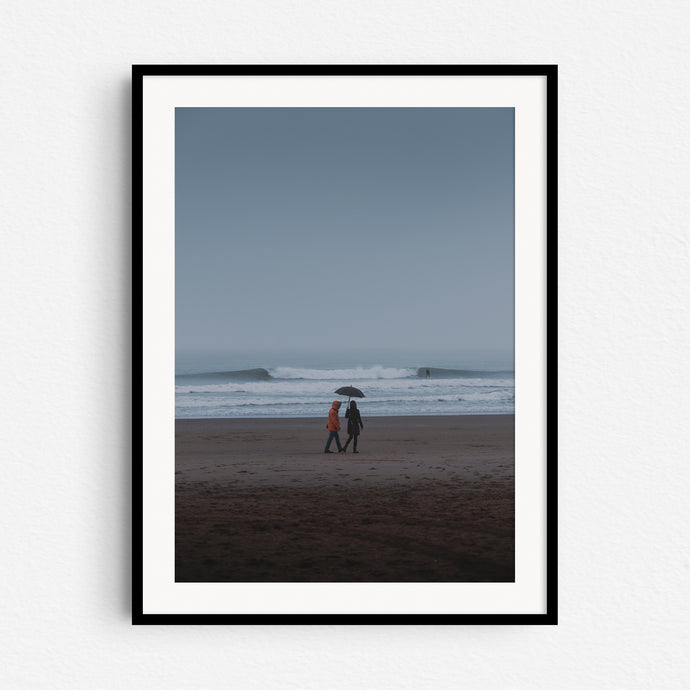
[3,1,689,687]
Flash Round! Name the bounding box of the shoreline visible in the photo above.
[176,412,513,420]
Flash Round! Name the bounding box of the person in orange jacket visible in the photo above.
[324,400,345,453]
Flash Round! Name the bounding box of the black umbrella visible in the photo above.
[335,386,365,400]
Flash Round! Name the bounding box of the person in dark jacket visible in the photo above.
[324,400,345,453]
[342,400,364,453]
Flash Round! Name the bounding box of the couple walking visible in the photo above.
[324,400,364,453]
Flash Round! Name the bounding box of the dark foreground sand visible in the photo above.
[176,415,514,582]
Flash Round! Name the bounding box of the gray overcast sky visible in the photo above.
[175,107,514,353]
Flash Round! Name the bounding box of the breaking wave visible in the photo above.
[174,361,515,418]
[268,366,416,380]
[176,365,512,385]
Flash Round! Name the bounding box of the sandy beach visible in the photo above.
[176,414,514,582]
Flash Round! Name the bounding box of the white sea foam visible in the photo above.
[268,366,416,380]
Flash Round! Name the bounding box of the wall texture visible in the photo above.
[2,1,689,687]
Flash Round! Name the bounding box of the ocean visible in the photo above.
[175,348,514,419]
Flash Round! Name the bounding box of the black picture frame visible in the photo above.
[133,64,557,625]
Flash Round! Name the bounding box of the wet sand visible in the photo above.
[176,415,514,582]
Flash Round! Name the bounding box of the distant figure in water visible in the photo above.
[324,400,344,453]
[343,400,364,453]
[426,369,431,378]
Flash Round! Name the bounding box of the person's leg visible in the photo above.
[335,432,343,451]
[353,434,358,453]
[324,431,335,452]
[343,433,352,450]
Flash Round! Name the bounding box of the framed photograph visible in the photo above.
[133,64,557,624]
